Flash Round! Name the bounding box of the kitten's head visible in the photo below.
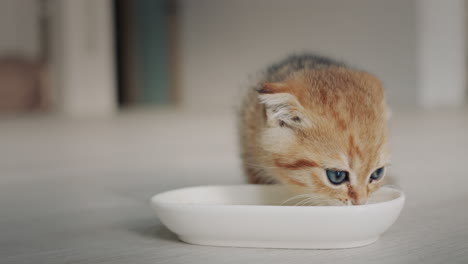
[257,66,390,205]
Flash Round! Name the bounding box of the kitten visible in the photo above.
[239,55,390,206]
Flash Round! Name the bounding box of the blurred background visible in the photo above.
[1,0,468,262]
[1,0,467,197]
[1,0,468,198]
[1,0,466,114]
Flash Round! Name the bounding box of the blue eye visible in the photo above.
[326,169,349,185]
[370,167,385,181]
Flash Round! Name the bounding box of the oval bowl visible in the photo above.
[151,185,405,249]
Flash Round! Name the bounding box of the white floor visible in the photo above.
[1,108,467,263]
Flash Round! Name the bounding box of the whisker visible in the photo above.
[244,160,356,207]
[294,198,310,206]
[296,197,314,206]
[280,194,311,206]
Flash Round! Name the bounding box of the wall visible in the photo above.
[0,0,40,59]
[179,0,419,111]
[417,0,466,107]
[51,0,116,116]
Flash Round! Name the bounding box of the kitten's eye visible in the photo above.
[326,169,349,185]
[370,167,385,182]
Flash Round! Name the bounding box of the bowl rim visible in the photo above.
[151,184,405,210]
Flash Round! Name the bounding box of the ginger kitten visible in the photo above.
[239,55,390,206]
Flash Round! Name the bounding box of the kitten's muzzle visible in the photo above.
[347,185,368,205]
[351,197,368,205]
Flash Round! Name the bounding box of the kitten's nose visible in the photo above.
[351,197,368,205]
[348,186,368,205]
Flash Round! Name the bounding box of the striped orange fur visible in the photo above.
[240,55,390,205]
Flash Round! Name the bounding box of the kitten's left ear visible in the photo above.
[257,82,312,128]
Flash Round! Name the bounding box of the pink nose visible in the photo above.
[351,198,368,205]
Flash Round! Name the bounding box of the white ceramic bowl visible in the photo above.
[151,185,405,249]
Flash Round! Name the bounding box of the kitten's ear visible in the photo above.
[257,82,312,128]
